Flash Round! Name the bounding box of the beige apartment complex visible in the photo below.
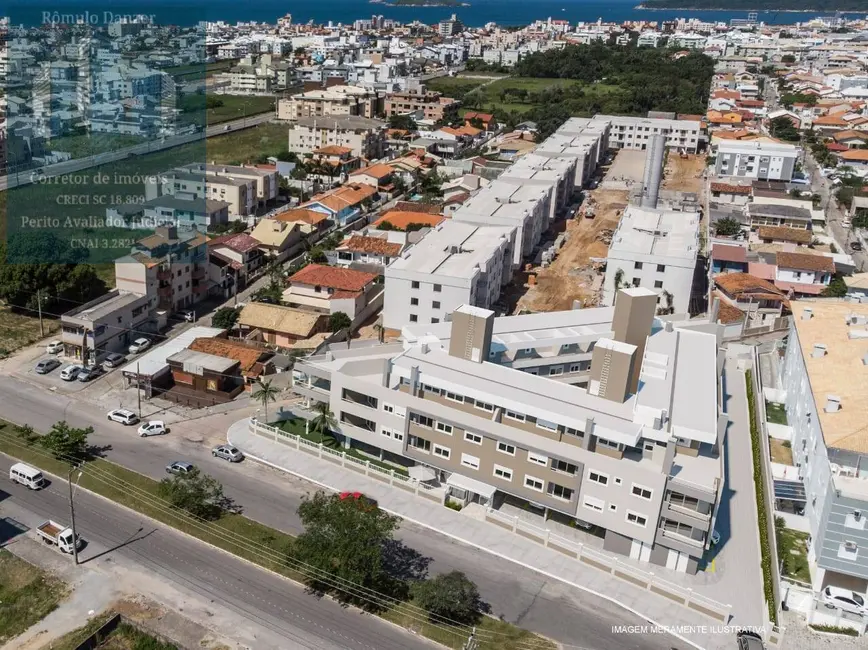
[384,88,459,122]
[288,115,387,159]
[293,289,725,574]
[146,168,255,218]
[277,85,380,121]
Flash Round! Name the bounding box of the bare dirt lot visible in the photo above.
[662,153,706,194]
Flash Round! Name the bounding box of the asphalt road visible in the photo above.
[0,374,681,650]
[0,454,432,650]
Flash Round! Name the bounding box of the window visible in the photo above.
[609,504,618,512]
[493,465,513,481]
[411,413,434,428]
[432,318,440,323]
[464,431,482,445]
[436,421,453,435]
[583,495,604,512]
[551,459,578,475]
[497,441,516,456]
[626,511,648,528]
[410,314,418,323]
[654,280,663,289]
[524,475,544,492]
[408,435,431,452]
[410,297,419,306]
[564,426,583,438]
[433,444,451,459]
[433,284,442,292]
[569,364,582,373]
[634,262,643,270]
[527,451,548,466]
[631,484,653,500]
[548,482,574,502]
[432,301,440,309]
[445,391,464,404]
[411,281,420,289]
[657,264,666,273]
[383,403,395,414]
[503,410,525,424]
[589,470,609,486]
[381,427,393,439]
[461,453,480,470]
[597,438,620,450]
[393,430,404,442]
[474,400,494,412]
[548,366,564,376]
[536,419,558,432]
[631,278,641,287]
[643,442,655,452]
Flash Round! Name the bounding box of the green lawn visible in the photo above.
[0,306,60,354]
[179,94,276,128]
[45,133,147,159]
[778,527,811,584]
[0,549,68,645]
[0,420,550,650]
[425,76,488,98]
[204,122,290,165]
[766,402,788,426]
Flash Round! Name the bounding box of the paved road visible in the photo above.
[1,112,274,191]
[0,374,680,650]
[0,454,434,650]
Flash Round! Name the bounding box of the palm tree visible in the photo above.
[252,379,280,424]
[309,401,338,447]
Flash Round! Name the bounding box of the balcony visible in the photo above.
[157,268,172,281]
[192,266,207,280]
[158,285,173,298]
[664,501,712,526]
[342,388,378,410]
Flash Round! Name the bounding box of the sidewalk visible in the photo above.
[230,418,748,650]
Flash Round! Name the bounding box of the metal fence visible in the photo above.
[249,419,446,503]
[483,508,733,624]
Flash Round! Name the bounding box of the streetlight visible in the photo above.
[67,465,84,565]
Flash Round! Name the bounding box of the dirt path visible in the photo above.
[662,153,705,194]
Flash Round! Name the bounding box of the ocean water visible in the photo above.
[12,0,865,28]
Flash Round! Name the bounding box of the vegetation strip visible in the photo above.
[0,420,552,650]
[0,548,68,645]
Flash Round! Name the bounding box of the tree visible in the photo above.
[329,311,351,333]
[388,114,417,132]
[310,401,337,445]
[768,116,800,143]
[294,490,403,607]
[714,217,743,237]
[39,421,92,462]
[158,467,230,520]
[412,571,482,625]
[823,275,848,298]
[781,54,796,65]
[212,306,241,329]
[307,246,327,264]
[252,379,280,423]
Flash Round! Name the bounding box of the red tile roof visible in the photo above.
[713,272,785,298]
[288,264,377,292]
[373,210,445,230]
[212,233,261,254]
[776,251,835,273]
[712,244,747,264]
[757,226,812,244]
[714,293,746,324]
[711,182,752,195]
[337,235,402,257]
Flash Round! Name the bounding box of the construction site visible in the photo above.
[508,147,707,314]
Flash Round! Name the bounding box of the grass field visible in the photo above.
[0,420,553,650]
[45,133,147,160]
[778,527,810,584]
[765,402,788,425]
[204,122,290,165]
[166,59,238,79]
[179,94,276,128]
[0,549,68,645]
[0,306,59,353]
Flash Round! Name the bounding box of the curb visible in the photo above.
[229,429,709,650]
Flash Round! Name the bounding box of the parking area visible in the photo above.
[600,148,647,189]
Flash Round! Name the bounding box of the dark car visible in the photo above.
[78,365,103,382]
[35,358,62,374]
[736,631,765,650]
[257,296,277,304]
[851,241,863,252]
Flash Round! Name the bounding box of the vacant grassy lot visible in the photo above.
[425,75,488,99]
[166,59,237,79]
[766,402,788,425]
[180,94,275,128]
[205,122,290,165]
[0,306,59,353]
[46,614,178,650]
[0,549,67,645]
[0,420,553,650]
[778,527,811,584]
[45,134,146,160]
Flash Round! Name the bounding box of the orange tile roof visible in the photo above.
[373,210,446,230]
[757,226,812,245]
[188,338,270,376]
[707,110,743,125]
[305,183,377,213]
[338,235,402,257]
[714,272,786,298]
[464,112,494,123]
[833,130,868,142]
[839,149,868,162]
[711,182,751,194]
[274,208,330,226]
[813,115,848,126]
[711,90,741,100]
[776,251,835,273]
[714,293,746,324]
[351,163,393,179]
[314,145,353,155]
[288,263,377,292]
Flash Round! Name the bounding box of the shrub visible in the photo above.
[809,624,858,636]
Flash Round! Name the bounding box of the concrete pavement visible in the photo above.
[229,418,752,650]
[0,454,435,650]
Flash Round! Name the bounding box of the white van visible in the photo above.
[10,463,46,490]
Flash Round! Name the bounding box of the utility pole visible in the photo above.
[67,465,80,565]
[136,362,142,419]
[37,290,44,337]
[462,627,478,650]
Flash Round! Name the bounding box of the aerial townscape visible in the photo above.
[4,3,868,650]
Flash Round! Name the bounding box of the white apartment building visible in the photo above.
[293,290,724,574]
[714,140,800,182]
[602,205,700,315]
[182,163,278,208]
[383,221,516,330]
[535,117,611,189]
[499,153,577,215]
[637,32,663,48]
[277,85,379,121]
[146,168,255,219]
[596,115,702,153]
[288,115,386,159]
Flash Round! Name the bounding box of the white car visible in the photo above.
[59,365,83,381]
[129,338,151,354]
[46,341,63,354]
[107,409,140,426]
[138,421,168,437]
[823,586,867,615]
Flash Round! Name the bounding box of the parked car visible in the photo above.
[77,365,103,382]
[46,340,63,354]
[736,631,765,650]
[106,409,139,425]
[128,338,151,354]
[102,352,127,369]
[35,358,62,374]
[138,421,168,437]
[711,529,721,546]
[822,586,867,615]
[851,241,863,252]
[182,310,195,322]
[212,445,244,462]
[59,365,83,381]
[166,461,194,475]
[339,491,378,511]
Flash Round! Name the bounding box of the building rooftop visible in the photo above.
[238,303,325,337]
[120,326,225,379]
[166,348,239,374]
[63,290,147,323]
[373,210,445,230]
[609,205,700,265]
[289,263,377,292]
[337,235,402,257]
[791,301,868,454]
[294,115,385,131]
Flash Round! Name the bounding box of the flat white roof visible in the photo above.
[716,140,799,154]
[121,326,225,378]
[609,205,700,264]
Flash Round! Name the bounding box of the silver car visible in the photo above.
[212,445,244,462]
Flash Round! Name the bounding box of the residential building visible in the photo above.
[249,218,305,262]
[284,263,383,326]
[773,251,835,296]
[181,163,278,209]
[109,196,230,231]
[293,291,724,574]
[331,232,406,272]
[115,225,209,314]
[709,182,752,205]
[60,289,151,363]
[780,301,868,597]
[602,205,701,315]
[747,203,813,230]
[383,220,516,329]
[595,115,702,153]
[238,302,328,348]
[710,244,748,275]
[146,168,254,219]
[756,226,812,247]
[185,337,275,391]
[384,88,459,123]
[288,115,386,159]
[714,141,800,181]
[534,117,610,189]
[277,85,380,121]
[302,182,377,225]
[209,233,266,289]
[712,273,789,331]
[165,348,246,405]
[349,163,395,192]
